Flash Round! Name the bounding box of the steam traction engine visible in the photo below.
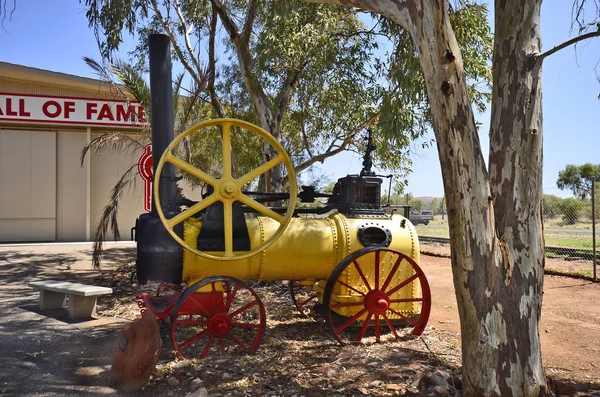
[135,118,432,359]
[134,35,430,360]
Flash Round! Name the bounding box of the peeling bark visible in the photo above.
[309,0,548,395]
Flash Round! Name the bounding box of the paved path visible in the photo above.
[0,242,135,397]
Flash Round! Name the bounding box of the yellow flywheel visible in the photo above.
[153,118,297,260]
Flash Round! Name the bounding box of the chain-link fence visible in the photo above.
[414,182,599,280]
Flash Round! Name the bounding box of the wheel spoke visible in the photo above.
[219,335,226,355]
[227,331,250,352]
[225,284,241,312]
[352,260,372,291]
[329,301,365,309]
[229,299,259,318]
[298,294,318,308]
[381,256,403,292]
[210,281,226,311]
[334,307,368,334]
[356,313,372,342]
[166,153,217,186]
[375,315,381,342]
[237,154,284,186]
[166,194,219,228]
[223,200,233,255]
[221,122,232,179]
[388,307,418,326]
[179,328,210,350]
[335,278,367,297]
[386,274,419,296]
[389,298,424,303]
[200,334,215,358]
[383,314,400,339]
[238,194,285,223]
[374,251,380,290]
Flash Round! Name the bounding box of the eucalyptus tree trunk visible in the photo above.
[411,2,547,395]
[309,0,547,395]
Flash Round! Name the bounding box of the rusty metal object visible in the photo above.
[111,311,162,390]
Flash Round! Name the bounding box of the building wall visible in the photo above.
[90,134,145,241]
[0,129,57,241]
[0,63,205,243]
[56,130,88,241]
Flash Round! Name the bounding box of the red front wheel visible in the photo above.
[169,276,266,359]
[323,247,431,345]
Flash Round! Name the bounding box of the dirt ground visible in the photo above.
[1,242,599,396]
[419,244,600,387]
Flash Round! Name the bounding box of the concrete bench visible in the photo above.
[29,280,113,320]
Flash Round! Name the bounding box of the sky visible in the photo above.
[1,0,598,199]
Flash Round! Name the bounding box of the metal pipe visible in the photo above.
[593,179,597,281]
[135,34,183,285]
[149,34,177,216]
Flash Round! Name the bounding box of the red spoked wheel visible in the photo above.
[323,247,431,345]
[289,281,318,318]
[169,276,266,359]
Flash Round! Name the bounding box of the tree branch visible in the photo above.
[241,0,258,45]
[282,113,379,185]
[307,0,412,31]
[173,0,204,74]
[211,0,275,131]
[277,61,308,123]
[208,6,226,118]
[149,0,207,90]
[537,30,600,64]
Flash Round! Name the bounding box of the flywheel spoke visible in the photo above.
[166,194,219,228]
[237,194,285,223]
[237,154,284,187]
[221,122,232,179]
[223,200,233,256]
[165,153,217,186]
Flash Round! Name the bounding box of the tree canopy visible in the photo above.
[81,0,493,189]
[557,163,600,199]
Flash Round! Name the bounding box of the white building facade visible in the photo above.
[0,62,149,242]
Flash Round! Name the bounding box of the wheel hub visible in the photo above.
[208,313,232,336]
[219,181,238,198]
[366,291,390,315]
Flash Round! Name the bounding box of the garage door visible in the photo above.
[0,129,56,242]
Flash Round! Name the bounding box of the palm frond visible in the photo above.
[83,56,129,100]
[173,72,185,118]
[111,59,152,112]
[81,132,144,166]
[91,164,139,269]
